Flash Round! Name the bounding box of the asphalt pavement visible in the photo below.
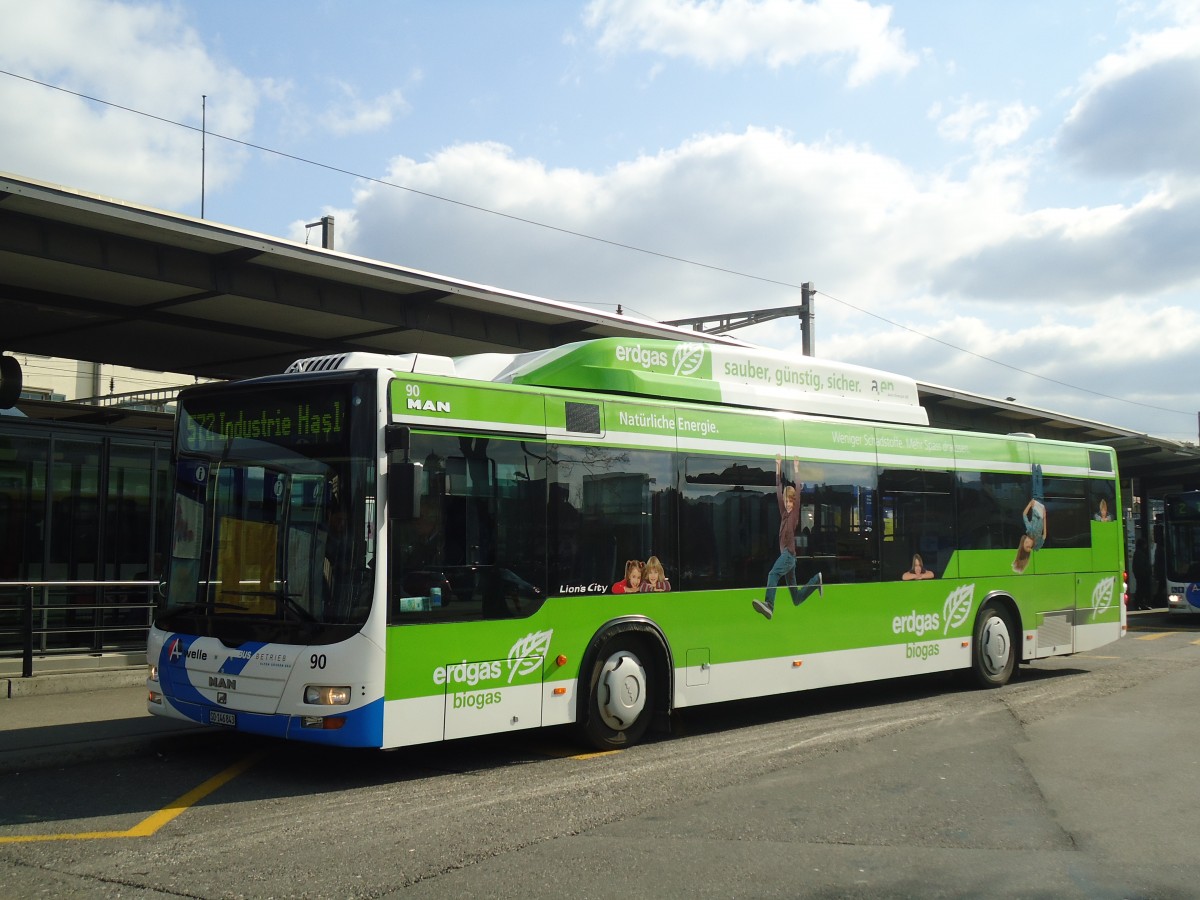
[0,667,203,774]
[0,607,1170,776]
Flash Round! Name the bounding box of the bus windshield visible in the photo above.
[157,377,376,643]
[1165,493,1200,583]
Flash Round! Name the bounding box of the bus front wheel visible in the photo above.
[579,637,653,750]
[970,602,1017,688]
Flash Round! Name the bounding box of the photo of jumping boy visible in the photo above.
[753,455,822,620]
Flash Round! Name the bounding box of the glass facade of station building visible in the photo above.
[0,415,173,665]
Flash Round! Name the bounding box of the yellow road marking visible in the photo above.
[0,751,265,844]
[536,746,621,760]
[1135,632,1170,641]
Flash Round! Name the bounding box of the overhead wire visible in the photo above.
[0,67,1193,423]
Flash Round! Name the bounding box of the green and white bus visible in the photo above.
[147,338,1126,749]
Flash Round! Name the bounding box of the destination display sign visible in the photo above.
[179,385,352,454]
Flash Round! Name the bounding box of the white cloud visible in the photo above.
[1059,18,1200,177]
[344,129,1042,319]
[0,0,260,207]
[584,0,918,86]
[334,122,1199,437]
[933,98,1039,152]
[2,0,1195,439]
[320,84,409,136]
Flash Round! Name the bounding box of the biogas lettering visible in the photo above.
[452,691,502,711]
[906,642,940,661]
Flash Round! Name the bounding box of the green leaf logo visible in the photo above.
[1092,577,1115,614]
[672,343,706,377]
[942,583,974,635]
[507,629,552,683]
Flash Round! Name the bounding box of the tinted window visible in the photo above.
[957,471,1028,551]
[798,461,877,584]
[550,444,676,595]
[1044,477,1089,549]
[879,469,955,580]
[394,434,548,621]
[681,456,775,590]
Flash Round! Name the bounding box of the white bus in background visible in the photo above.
[1163,492,1200,614]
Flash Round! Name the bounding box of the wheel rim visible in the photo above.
[979,613,1012,677]
[597,650,647,731]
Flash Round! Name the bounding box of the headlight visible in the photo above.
[304,685,351,705]
[148,664,159,682]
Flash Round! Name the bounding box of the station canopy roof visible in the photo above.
[1,172,1197,491]
[0,172,746,381]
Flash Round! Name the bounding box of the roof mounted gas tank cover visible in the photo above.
[465,337,928,426]
[286,351,455,377]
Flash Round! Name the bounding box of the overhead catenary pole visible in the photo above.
[800,282,815,357]
[201,95,206,219]
[662,282,817,356]
[306,216,336,250]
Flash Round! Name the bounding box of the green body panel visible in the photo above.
[510,340,720,401]
[390,378,547,430]
[953,433,1030,469]
[380,344,1124,710]
[383,559,1121,703]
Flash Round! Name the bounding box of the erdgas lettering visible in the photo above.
[893,609,941,637]
[434,660,502,686]
[615,344,669,369]
[431,630,554,689]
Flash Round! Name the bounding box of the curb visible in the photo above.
[3,667,148,699]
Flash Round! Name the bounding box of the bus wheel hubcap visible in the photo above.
[598,651,647,731]
[980,616,1011,675]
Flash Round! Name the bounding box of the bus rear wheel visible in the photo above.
[970,602,1017,687]
[579,636,653,750]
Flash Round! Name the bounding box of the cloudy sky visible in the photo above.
[2,0,1199,440]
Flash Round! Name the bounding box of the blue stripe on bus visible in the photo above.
[217,642,268,676]
[157,635,384,746]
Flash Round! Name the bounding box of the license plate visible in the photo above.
[208,709,237,727]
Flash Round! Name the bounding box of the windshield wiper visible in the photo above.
[164,600,252,615]
[223,589,318,623]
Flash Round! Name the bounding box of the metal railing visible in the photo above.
[0,580,158,678]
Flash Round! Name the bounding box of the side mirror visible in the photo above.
[386,424,421,519]
[0,355,22,409]
[389,459,423,520]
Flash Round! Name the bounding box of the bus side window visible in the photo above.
[879,469,954,581]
